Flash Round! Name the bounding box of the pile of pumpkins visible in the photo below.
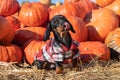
[0,0,120,65]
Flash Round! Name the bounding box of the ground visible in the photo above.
[0,60,120,80]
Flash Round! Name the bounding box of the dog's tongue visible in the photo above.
[64,22,70,30]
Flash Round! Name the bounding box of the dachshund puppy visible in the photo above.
[33,15,80,73]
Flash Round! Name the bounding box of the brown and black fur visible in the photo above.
[33,15,79,74]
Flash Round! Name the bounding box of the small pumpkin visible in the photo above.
[49,2,86,20]
[55,1,62,7]
[105,28,120,54]
[84,8,119,42]
[40,0,51,6]
[23,39,46,65]
[12,27,46,47]
[0,44,23,63]
[79,41,110,63]
[0,0,20,16]
[19,2,49,27]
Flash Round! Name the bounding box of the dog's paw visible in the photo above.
[56,67,63,74]
[72,68,79,71]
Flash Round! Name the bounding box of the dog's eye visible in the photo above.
[54,19,59,24]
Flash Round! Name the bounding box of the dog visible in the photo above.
[32,15,80,74]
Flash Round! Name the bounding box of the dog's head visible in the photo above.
[43,15,75,49]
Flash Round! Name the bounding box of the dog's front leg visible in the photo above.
[72,58,79,71]
[55,61,63,74]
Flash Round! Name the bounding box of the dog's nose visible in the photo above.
[64,22,70,30]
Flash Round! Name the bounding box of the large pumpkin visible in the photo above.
[12,27,46,47]
[66,16,88,42]
[0,44,23,63]
[49,2,86,20]
[23,39,46,65]
[84,8,119,42]
[0,0,19,16]
[19,2,49,27]
[79,41,110,63]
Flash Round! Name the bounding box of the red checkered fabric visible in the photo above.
[34,38,80,63]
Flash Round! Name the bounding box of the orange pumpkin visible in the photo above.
[19,2,49,27]
[66,16,88,42]
[0,44,23,63]
[12,27,46,47]
[84,8,119,42]
[95,0,114,7]
[23,39,46,65]
[105,28,120,54]
[49,2,86,20]
[79,41,110,63]
[0,0,20,16]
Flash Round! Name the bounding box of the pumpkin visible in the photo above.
[0,44,23,63]
[95,0,114,7]
[105,28,120,54]
[12,27,46,47]
[49,2,86,20]
[84,8,119,42]
[66,16,88,42]
[0,0,20,16]
[49,5,56,10]
[23,39,46,65]
[79,41,110,63]
[55,1,62,7]
[19,2,49,27]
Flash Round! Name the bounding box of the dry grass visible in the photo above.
[0,60,120,80]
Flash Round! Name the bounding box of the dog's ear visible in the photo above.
[66,19,76,33]
[43,23,51,41]
[69,23,76,33]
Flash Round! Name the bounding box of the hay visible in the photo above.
[0,60,120,80]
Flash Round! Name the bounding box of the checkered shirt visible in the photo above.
[34,38,80,63]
